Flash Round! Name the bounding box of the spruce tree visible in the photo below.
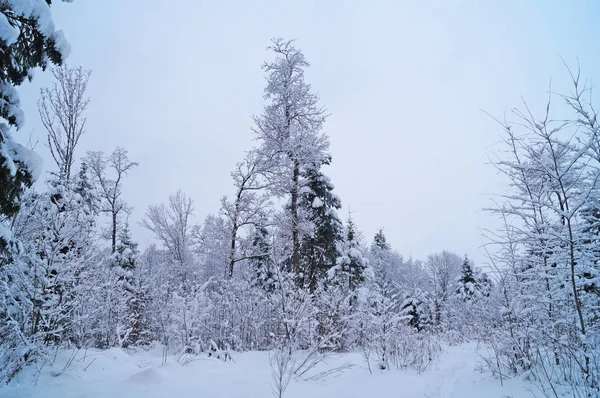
[112,223,149,347]
[249,216,274,290]
[0,1,72,226]
[456,255,478,300]
[373,228,390,251]
[299,160,343,290]
[331,214,371,292]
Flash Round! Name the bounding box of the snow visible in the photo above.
[52,30,71,60]
[9,142,44,182]
[0,223,12,244]
[0,84,25,128]
[312,197,323,208]
[2,343,536,398]
[0,13,19,45]
[8,0,55,37]
[0,1,71,60]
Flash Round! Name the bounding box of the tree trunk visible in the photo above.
[291,160,300,275]
[228,223,238,279]
[111,212,117,253]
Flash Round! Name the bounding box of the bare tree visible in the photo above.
[220,150,272,278]
[142,191,196,284]
[38,65,91,180]
[425,251,462,302]
[485,65,600,395]
[86,147,138,253]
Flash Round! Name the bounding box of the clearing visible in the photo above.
[2,343,536,398]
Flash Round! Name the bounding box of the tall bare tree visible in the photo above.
[39,65,91,180]
[142,191,196,285]
[86,147,138,253]
[220,150,272,278]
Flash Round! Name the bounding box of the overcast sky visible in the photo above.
[14,0,600,265]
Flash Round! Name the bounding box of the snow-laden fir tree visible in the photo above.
[330,214,371,293]
[298,159,343,291]
[248,214,274,290]
[456,255,477,301]
[1,0,73,249]
[0,2,71,195]
[110,222,148,348]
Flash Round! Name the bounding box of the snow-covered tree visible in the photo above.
[456,255,478,301]
[253,38,329,276]
[1,174,98,382]
[196,214,230,281]
[1,0,73,241]
[85,147,137,253]
[330,214,371,292]
[38,65,91,181]
[220,150,271,278]
[298,159,343,290]
[247,215,274,289]
[368,229,404,284]
[425,250,462,302]
[142,190,198,287]
[486,68,600,395]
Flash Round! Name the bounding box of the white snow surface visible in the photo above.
[2,343,536,398]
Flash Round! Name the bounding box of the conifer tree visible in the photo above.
[299,159,343,290]
[1,0,74,248]
[329,214,371,293]
[248,216,274,289]
[456,255,478,301]
[112,222,148,347]
[373,229,390,251]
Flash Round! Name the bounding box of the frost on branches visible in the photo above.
[485,67,600,396]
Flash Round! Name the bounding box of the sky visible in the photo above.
[13,0,600,266]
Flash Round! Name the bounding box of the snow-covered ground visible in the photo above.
[3,343,536,398]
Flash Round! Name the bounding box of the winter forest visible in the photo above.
[1,2,600,398]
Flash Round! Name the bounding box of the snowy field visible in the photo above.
[3,343,535,398]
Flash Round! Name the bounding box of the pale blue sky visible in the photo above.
[15,0,600,265]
